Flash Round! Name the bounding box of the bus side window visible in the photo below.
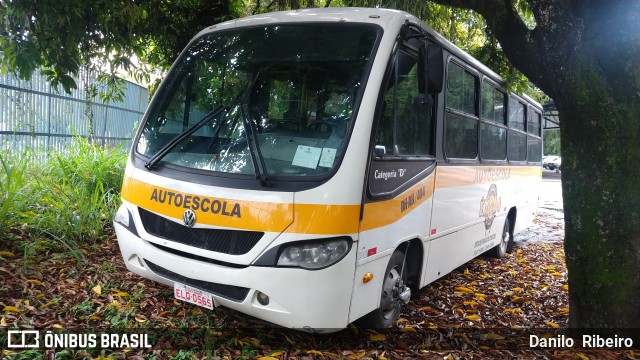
[527,109,543,163]
[444,61,478,160]
[479,80,507,161]
[507,97,527,161]
[375,51,434,157]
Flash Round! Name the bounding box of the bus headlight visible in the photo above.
[114,205,130,227]
[114,205,139,236]
[277,238,350,269]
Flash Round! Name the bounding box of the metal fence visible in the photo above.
[0,68,148,154]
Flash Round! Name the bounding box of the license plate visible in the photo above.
[174,282,214,310]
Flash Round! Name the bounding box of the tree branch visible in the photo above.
[429,0,561,95]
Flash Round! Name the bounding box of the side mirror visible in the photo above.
[427,44,444,94]
[419,44,444,95]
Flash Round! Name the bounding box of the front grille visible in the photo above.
[138,207,263,255]
[145,259,250,302]
[149,242,247,269]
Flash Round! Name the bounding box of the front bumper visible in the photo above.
[114,222,356,330]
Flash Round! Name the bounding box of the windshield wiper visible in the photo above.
[240,103,271,187]
[145,77,255,171]
[145,105,226,170]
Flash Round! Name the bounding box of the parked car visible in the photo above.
[543,156,561,171]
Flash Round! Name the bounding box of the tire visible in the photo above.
[358,250,411,330]
[489,218,513,258]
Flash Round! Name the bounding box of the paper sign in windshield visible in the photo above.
[319,148,337,168]
[292,145,321,169]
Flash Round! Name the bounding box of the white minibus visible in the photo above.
[114,7,542,331]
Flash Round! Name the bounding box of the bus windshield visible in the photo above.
[136,24,379,178]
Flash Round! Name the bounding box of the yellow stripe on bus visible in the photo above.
[288,204,361,234]
[121,166,540,235]
[360,175,436,231]
[122,177,361,234]
[435,166,541,189]
[122,177,294,233]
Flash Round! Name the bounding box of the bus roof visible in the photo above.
[198,8,542,110]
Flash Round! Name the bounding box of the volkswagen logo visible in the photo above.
[183,209,196,227]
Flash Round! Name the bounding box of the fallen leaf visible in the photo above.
[485,333,505,340]
[504,308,524,314]
[3,306,20,313]
[465,314,481,321]
[40,301,56,309]
[92,284,102,296]
[455,286,474,293]
[545,321,559,328]
[0,251,15,258]
[370,333,385,341]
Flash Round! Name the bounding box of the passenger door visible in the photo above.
[349,49,437,322]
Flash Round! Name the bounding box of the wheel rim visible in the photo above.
[499,221,509,253]
[380,266,402,320]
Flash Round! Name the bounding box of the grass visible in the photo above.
[0,149,30,231]
[0,136,127,263]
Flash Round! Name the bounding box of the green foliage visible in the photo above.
[0,150,30,231]
[544,128,561,156]
[0,0,235,94]
[1,137,127,262]
[1,0,546,102]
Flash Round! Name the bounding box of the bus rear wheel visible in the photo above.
[358,250,411,330]
[489,218,512,258]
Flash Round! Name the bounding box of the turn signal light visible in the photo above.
[363,272,374,283]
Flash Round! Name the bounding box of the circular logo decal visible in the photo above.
[479,184,501,230]
[183,209,196,228]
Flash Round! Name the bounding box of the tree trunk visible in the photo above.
[557,8,640,329]
[558,68,640,330]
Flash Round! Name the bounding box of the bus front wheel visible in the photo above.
[358,250,411,330]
